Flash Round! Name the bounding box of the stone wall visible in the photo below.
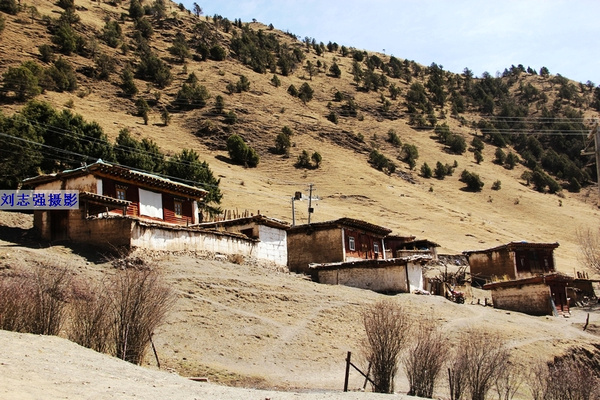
[468,250,515,281]
[314,264,409,293]
[68,212,133,248]
[288,228,344,274]
[490,283,553,315]
[34,210,133,248]
[131,224,256,256]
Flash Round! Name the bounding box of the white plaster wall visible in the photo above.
[256,225,287,265]
[131,225,256,256]
[407,262,424,292]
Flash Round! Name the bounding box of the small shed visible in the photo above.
[385,235,440,260]
[483,273,573,316]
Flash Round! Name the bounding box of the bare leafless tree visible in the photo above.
[69,279,112,354]
[110,268,176,365]
[448,343,468,400]
[529,357,599,400]
[0,263,71,336]
[361,299,410,394]
[577,228,600,275]
[403,318,449,398]
[0,271,34,332]
[461,328,511,400]
[30,264,72,335]
[494,360,521,400]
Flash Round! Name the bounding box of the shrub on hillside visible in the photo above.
[2,64,42,100]
[447,134,467,154]
[387,129,401,147]
[120,66,138,96]
[434,161,454,179]
[174,77,210,109]
[227,134,259,167]
[460,169,484,191]
[136,50,172,88]
[297,82,314,103]
[369,149,396,174]
[0,262,71,335]
[0,0,19,14]
[274,128,291,156]
[209,44,226,61]
[401,143,419,169]
[420,162,432,178]
[45,57,77,92]
[505,151,519,169]
[101,20,122,48]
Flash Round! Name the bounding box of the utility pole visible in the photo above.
[291,196,296,226]
[291,185,317,225]
[291,191,301,226]
[307,183,314,224]
[582,121,600,206]
[595,124,600,206]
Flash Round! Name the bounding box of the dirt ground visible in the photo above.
[1,211,599,399]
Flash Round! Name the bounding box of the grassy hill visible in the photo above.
[1,2,600,397]
[0,0,600,273]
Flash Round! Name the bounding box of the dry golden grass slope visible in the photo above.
[1,0,599,275]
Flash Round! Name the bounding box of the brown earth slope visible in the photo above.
[1,211,599,399]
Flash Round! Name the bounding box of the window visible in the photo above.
[374,243,379,254]
[174,200,182,216]
[116,187,126,200]
[348,236,355,251]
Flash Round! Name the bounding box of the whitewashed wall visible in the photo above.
[256,225,287,266]
[131,225,256,256]
[131,223,287,265]
[407,262,424,292]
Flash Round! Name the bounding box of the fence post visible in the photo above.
[344,351,351,392]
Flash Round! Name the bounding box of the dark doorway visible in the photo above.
[50,210,69,241]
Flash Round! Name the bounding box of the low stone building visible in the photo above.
[309,255,431,294]
[384,235,439,260]
[287,218,392,274]
[465,241,571,315]
[483,273,573,315]
[23,160,207,240]
[463,241,559,285]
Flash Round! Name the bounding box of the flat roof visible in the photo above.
[463,241,559,256]
[289,217,392,236]
[483,273,573,289]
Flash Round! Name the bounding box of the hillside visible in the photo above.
[0,0,599,272]
[1,210,599,399]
